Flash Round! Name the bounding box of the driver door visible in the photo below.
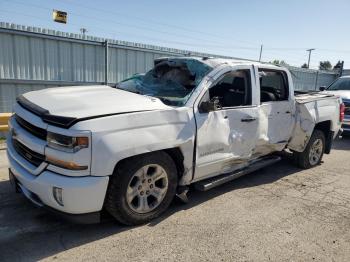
[193,66,260,181]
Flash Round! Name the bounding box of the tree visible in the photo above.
[270,60,289,66]
[319,61,332,71]
[301,63,308,68]
[333,60,343,70]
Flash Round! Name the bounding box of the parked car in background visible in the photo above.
[321,76,350,133]
[7,57,344,225]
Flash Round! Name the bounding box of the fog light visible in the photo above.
[53,187,64,206]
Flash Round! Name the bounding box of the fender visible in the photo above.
[73,107,197,185]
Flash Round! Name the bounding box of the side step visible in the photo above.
[194,156,281,191]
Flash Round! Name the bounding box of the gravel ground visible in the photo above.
[0,138,350,262]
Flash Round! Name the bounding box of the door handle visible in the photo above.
[241,117,257,122]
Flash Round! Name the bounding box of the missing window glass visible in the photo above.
[259,69,289,103]
[209,69,252,108]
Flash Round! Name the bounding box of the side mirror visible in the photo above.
[319,86,326,91]
[199,97,221,113]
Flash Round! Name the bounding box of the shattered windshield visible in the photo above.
[328,77,350,91]
[116,58,212,106]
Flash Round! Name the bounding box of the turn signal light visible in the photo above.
[46,155,88,170]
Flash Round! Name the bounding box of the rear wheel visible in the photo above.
[294,129,325,169]
[105,152,177,225]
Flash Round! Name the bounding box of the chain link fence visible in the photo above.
[286,66,338,91]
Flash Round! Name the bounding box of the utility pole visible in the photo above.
[259,44,263,62]
[306,48,315,69]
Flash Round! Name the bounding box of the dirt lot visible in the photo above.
[0,138,350,262]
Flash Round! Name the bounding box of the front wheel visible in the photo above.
[294,129,325,169]
[105,152,178,225]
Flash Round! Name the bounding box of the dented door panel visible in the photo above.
[193,64,260,181]
[253,101,295,156]
[194,107,259,181]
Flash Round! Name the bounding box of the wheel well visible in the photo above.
[315,121,331,134]
[164,148,185,180]
[113,148,185,179]
[314,120,333,154]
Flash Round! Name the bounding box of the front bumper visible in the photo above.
[7,138,109,222]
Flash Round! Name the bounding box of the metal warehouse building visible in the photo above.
[0,22,339,113]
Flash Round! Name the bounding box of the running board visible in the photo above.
[194,156,281,191]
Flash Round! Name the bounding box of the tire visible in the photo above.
[294,129,325,169]
[105,151,178,225]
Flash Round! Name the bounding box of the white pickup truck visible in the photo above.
[7,57,344,225]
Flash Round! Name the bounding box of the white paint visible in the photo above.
[7,145,109,214]
[7,58,342,215]
[23,85,171,119]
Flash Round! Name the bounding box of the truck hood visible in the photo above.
[323,90,350,100]
[19,85,171,128]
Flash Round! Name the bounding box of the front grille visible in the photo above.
[15,114,47,140]
[12,139,45,167]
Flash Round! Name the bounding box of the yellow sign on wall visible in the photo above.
[53,10,67,24]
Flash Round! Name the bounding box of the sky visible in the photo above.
[0,0,349,69]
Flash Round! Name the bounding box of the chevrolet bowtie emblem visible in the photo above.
[25,153,32,159]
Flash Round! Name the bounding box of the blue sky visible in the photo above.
[0,0,349,69]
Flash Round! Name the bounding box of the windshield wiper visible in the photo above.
[116,86,142,95]
[155,97,179,106]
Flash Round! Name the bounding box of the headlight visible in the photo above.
[47,132,89,152]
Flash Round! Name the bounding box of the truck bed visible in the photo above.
[294,91,337,104]
[288,91,341,152]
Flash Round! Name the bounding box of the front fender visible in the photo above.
[75,108,196,185]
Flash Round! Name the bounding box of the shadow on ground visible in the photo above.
[0,154,303,261]
[332,136,350,151]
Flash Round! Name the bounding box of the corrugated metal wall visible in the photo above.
[0,22,339,112]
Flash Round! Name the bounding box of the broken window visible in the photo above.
[209,70,252,107]
[259,69,289,102]
[116,58,212,106]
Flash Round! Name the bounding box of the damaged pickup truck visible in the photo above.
[7,57,344,225]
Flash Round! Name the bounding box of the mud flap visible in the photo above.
[324,131,334,154]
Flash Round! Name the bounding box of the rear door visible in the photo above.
[193,65,260,181]
[254,67,295,155]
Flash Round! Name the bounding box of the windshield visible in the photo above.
[328,77,350,91]
[116,58,212,106]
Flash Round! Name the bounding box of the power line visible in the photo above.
[2,0,348,66]
[48,0,262,47]
[4,0,350,56]
[0,9,261,58]
[9,0,261,50]
[0,9,312,67]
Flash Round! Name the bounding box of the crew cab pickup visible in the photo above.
[7,57,344,225]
